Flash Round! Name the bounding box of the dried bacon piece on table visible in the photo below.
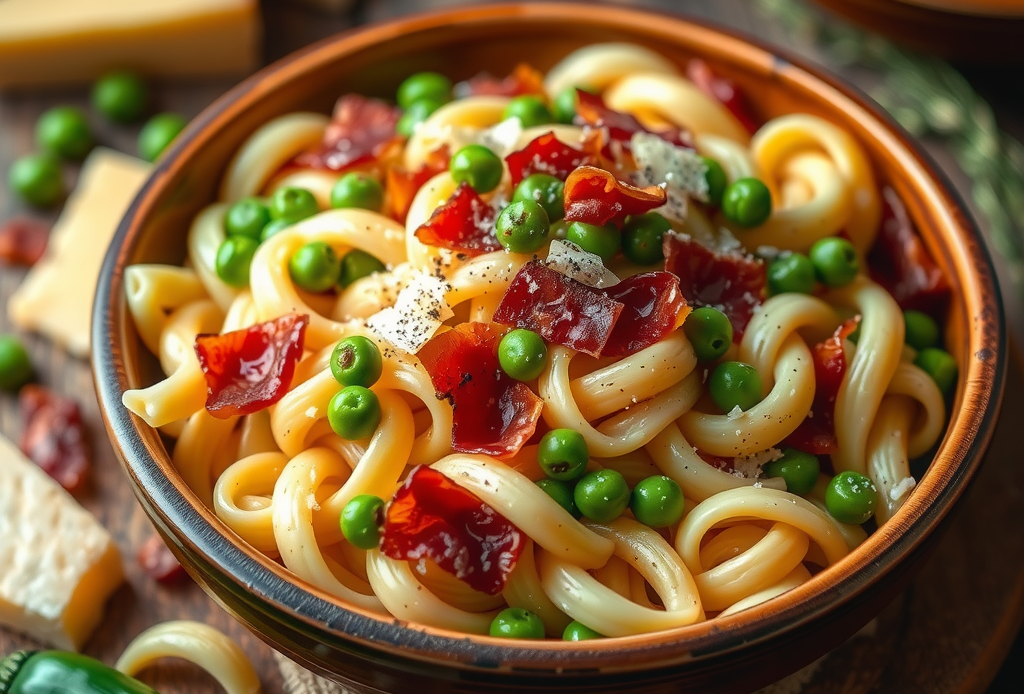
[138,535,186,583]
[563,165,666,228]
[0,217,49,266]
[460,63,545,97]
[685,58,760,135]
[505,132,599,187]
[574,90,691,148]
[418,322,543,458]
[601,272,690,357]
[381,465,524,595]
[784,318,860,455]
[868,186,950,316]
[413,182,501,256]
[292,95,401,171]
[386,146,450,224]
[663,232,766,340]
[19,384,89,493]
[194,313,308,419]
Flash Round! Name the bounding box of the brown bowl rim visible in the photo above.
[92,1,1006,677]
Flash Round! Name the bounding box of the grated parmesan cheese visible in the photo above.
[366,272,453,354]
[476,118,524,158]
[889,476,916,502]
[732,447,784,479]
[545,239,620,288]
[726,404,745,420]
[630,131,708,222]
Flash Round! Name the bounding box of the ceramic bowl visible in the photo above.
[92,4,1005,693]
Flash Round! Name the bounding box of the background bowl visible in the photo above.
[92,4,1005,693]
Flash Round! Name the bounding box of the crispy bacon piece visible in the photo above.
[138,535,186,584]
[663,232,765,340]
[461,63,545,97]
[868,187,950,316]
[381,465,524,595]
[414,182,501,256]
[505,132,598,187]
[418,322,543,458]
[602,272,690,357]
[195,314,308,419]
[293,95,401,171]
[784,318,860,455]
[0,217,48,266]
[686,59,760,135]
[563,165,666,228]
[575,90,690,148]
[386,146,450,224]
[493,261,623,358]
[20,385,89,493]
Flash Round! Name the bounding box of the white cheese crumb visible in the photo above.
[732,447,784,479]
[366,273,453,354]
[304,406,318,418]
[726,404,745,420]
[889,477,917,502]
[757,245,783,261]
[630,131,708,222]
[476,118,524,158]
[545,239,620,288]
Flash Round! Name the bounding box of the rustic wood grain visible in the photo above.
[0,1,1022,693]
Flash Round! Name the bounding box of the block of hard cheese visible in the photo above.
[0,0,260,89]
[0,433,124,650]
[9,147,150,358]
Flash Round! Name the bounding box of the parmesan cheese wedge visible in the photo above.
[9,148,150,358]
[0,433,124,650]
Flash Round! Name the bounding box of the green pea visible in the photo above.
[904,310,940,351]
[328,385,381,440]
[763,448,820,496]
[552,86,580,125]
[621,212,670,265]
[340,494,385,550]
[289,241,340,293]
[330,335,383,388]
[682,306,733,362]
[260,218,292,242]
[489,607,545,639]
[721,177,772,228]
[512,173,564,222]
[397,98,444,137]
[537,428,588,481]
[9,153,63,207]
[503,95,553,127]
[630,475,685,528]
[809,237,859,288]
[215,236,259,287]
[566,221,620,261]
[450,144,504,193]
[36,106,92,159]
[138,112,187,162]
[825,471,878,525]
[496,200,550,253]
[535,478,580,518]
[498,328,547,381]
[224,198,271,240]
[0,335,33,391]
[269,186,320,223]
[709,361,762,412]
[331,172,384,212]
[701,156,728,207]
[915,347,957,394]
[397,72,452,110]
[574,469,630,523]
[767,252,815,295]
[563,621,603,640]
[339,249,386,288]
[92,70,148,123]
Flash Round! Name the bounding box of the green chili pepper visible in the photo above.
[0,650,159,694]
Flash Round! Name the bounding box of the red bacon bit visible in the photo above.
[195,314,308,419]
[293,95,401,171]
[686,59,760,135]
[414,182,501,256]
[461,63,545,97]
[663,232,765,340]
[493,261,623,358]
[868,187,950,316]
[382,465,524,595]
[784,318,860,455]
[386,146,450,224]
[563,165,666,228]
[138,535,186,584]
[505,132,598,187]
[19,385,89,494]
[0,217,48,266]
[602,272,690,357]
[575,90,691,148]
[418,323,543,457]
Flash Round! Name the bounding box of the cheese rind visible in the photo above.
[0,434,124,650]
[9,147,150,358]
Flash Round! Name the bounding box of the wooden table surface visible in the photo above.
[2,1,1023,693]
